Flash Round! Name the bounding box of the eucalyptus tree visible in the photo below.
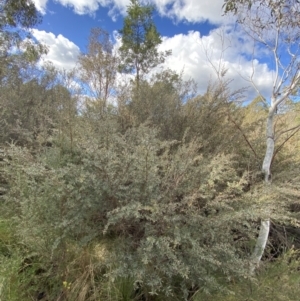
[224,0,300,273]
[0,0,40,28]
[78,28,118,116]
[0,0,46,79]
[118,0,170,85]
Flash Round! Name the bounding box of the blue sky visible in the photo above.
[30,0,277,99]
[36,1,217,49]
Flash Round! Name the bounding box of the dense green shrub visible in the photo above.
[2,123,264,299]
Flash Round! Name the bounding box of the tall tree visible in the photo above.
[224,0,300,273]
[78,28,118,116]
[119,0,170,84]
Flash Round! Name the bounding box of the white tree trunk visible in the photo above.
[250,219,270,274]
[262,108,276,181]
[250,105,276,274]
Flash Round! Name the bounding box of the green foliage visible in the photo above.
[102,143,253,296]
[1,7,300,297]
[222,0,252,15]
[0,65,77,147]
[0,0,46,81]
[0,219,13,257]
[0,0,41,29]
[0,234,111,301]
[127,69,196,140]
[1,121,262,299]
[119,0,170,82]
[194,250,300,301]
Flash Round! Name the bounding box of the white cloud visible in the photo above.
[111,26,273,100]
[31,29,80,70]
[40,0,128,16]
[32,0,105,15]
[32,0,48,14]
[56,0,101,15]
[29,27,274,101]
[152,0,225,24]
[34,0,227,24]
[158,28,274,100]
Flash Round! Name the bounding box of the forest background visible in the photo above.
[1,0,300,300]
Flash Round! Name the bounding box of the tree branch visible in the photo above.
[227,112,259,159]
[272,125,300,164]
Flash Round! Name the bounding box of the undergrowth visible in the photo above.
[193,250,300,301]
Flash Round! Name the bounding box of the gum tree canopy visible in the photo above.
[0,0,45,77]
[0,0,40,29]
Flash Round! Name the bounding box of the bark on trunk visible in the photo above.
[262,109,275,181]
[250,219,270,274]
[250,105,276,274]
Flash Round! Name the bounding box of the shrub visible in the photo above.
[2,124,262,299]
